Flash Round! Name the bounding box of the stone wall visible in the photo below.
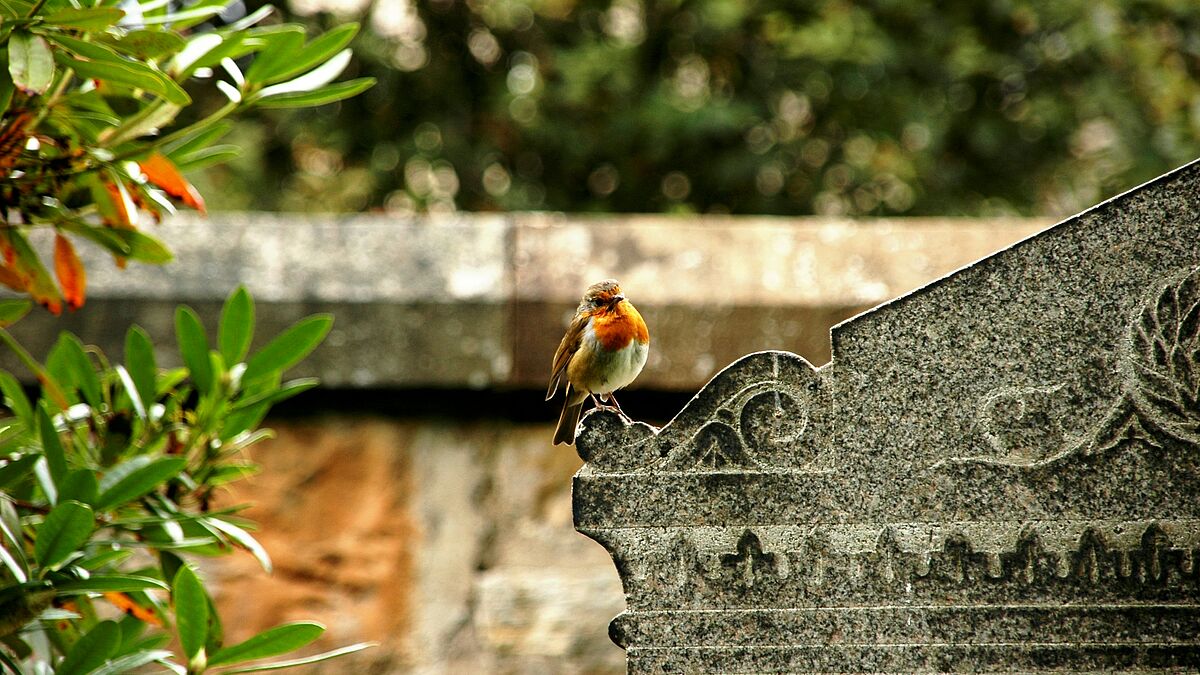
[206,417,623,674]
[0,214,1050,672]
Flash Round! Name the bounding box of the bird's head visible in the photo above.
[580,279,627,314]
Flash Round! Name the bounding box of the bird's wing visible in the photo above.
[546,313,588,400]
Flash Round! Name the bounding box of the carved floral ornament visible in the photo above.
[575,351,826,473]
[1126,264,1200,445]
[952,264,1200,468]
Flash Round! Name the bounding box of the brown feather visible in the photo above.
[546,311,588,400]
[553,383,587,445]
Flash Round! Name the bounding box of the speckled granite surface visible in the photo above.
[573,160,1200,672]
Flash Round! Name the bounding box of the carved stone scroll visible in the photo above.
[573,160,1200,672]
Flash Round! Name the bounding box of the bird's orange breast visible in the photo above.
[591,300,649,351]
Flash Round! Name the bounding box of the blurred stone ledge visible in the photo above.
[0,212,1050,390]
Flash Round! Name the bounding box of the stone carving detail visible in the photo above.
[973,383,1070,465]
[607,521,1200,598]
[1126,265,1200,445]
[575,351,826,474]
[574,163,1200,671]
[720,530,777,587]
[950,265,1200,468]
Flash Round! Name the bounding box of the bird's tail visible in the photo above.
[554,386,586,445]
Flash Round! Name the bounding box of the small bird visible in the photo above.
[547,279,650,445]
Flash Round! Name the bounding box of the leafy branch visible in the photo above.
[0,0,374,313]
[0,288,374,673]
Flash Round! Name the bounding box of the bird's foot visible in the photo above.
[589,394,630,419]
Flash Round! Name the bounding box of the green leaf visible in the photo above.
[175,306,213,395]
[37,405,67,484]
[0,300,30,327]
[242,314,332,382]
[0,454,37,491]
[0,420,23,451]
[139,4,224,26]
[44,33,127,64]
[208,622,323,667]
[56,52,190,105]
[53,333,101,410]
[124,326,157,412]
[0,62,14,112]
[57,468,98,506]
[255,48,349,97]
[0,0,26,20]
[173,565,208,661]
[219,286,255,365]
[86,649,173,675]
[43,7,125,30]
[256,77,374,109]
[0,372,31,425]
[97,99,181,147]
[117,623,169,657]
[8,31,54,95]
[101,29,187,59]
[0,545,24,584]
[232,377,318,411]
[172,144,240,172]
[116,366,146,421]
[56,221,131,258]
[223,4,273,32]
[164,120,232,158]
[256,23,359,85]
[95,456,185,511]
[54,574,168,594]
[0,499,28,582]
[34,501,94,569]
[169,32,222,77]
[219,643,375,672]
[206,461,260,485]
[191,31,250,71]
[219,402,270,442]
[207,518,271,573]
[55,619,119,675]
[76,547,132,570]
[243,25,304,84]
[108,228,173,264]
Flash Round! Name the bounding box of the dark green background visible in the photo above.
[194,0,1200,217]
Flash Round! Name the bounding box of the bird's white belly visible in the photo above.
[576,325,649,395]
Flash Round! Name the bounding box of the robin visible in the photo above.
[547,279,650,445]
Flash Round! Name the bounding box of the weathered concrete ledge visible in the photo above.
[3,214,1049,389]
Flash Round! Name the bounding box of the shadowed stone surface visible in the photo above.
[573,162,1200,672]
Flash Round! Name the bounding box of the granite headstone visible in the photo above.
[572,161,1200,672]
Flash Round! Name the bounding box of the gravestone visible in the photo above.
[572,160,1200,672]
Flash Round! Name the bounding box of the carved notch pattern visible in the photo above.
[624,521,1200,595]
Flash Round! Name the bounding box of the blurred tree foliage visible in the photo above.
[199,0,1200,216]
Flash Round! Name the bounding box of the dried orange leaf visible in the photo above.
[0,113,32,176]
[54,234,86,310]
[0,264,27,293]
[139,152,206,214]
[0,229,62,315]
[101,181,138,229]
[103,591,163,626]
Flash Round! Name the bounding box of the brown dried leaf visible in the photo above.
[53,233,86,310]
[138,152,206,214]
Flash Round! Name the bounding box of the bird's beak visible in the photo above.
[611,294,625,304]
